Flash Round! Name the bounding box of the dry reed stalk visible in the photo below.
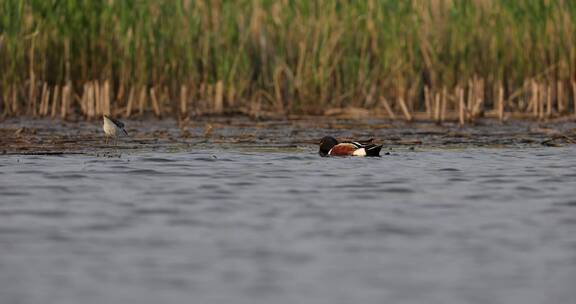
[471,78,484,120]
[214,81,224,114]
[520,80,530,111]
[80,83,87,114]
[364,85,377,109]
[538,83,545,120]
[273,68,284,113]
[572,81,576,116]
[0,95,6,115]
[94,81,101,115]
[87,82,95,119]
[546,85,552,118]
[11,85,19,114]
[433,92,440,122]
[83,82,89,117]
[252,93,262,119]
[497,84,504,122]
[38,83,44,115]
[125,87,135,118]
[51,85,60,118]
[64,38,70,83]
[1,87,9,116]
[103,81,110,115]
[440,87,447,123]
[407,87,417,112]
[61,84,70,119]
[397,95,413,121]
[28,37,36,116]
[199,82,206,111]
[42,85,50,116]
[160,86,169,114]
[90,82,96,118]
[1,88,7,116]
[180,85,188,116]
[557,81,564,114]
[458,87,465,126]
[116,83,125,103]
[150,87,161,117]
[531,80,538,117]
[379,96,396,119]
[424,86,432,118]
[206,84,214,114]
[39,82,48,116]
[138,86,146,115]
[227,85,236,108]
[467,80,474,122]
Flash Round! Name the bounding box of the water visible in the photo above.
[1,147,576,304]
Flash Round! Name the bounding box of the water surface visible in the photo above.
[1,147,576,304]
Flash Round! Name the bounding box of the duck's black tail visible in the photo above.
[365,144,383,157]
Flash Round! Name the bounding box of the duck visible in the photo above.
[319,136,383,157]
[102,115,128,145]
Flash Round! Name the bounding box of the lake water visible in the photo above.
[1,146,576,304]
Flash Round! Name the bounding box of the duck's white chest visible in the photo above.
[352,148,366,156]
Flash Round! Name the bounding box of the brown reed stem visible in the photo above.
[2,87,9,116]
[458,87,465,126]
[125,86,135,118]
[138,86,146,115]
[87,82,95,119]
[471,78,484,120]
[61,84,70,119]
[64,38,70,83]
[546,85,552,118]
[440,87,447,123]
[103,81,110,115]
[397,95,412,121]
[538,84,545,120]
[497,84,504,122]
[433,92,440,122]
[11,85,18,114]
[572,81,576,117]
[51,85,60,118]
[39,82,48,116]
[530,80,538,118]
[150,87,161,117]
[214,80,224,114]
[28,36,36,116]
[424,86,431,118]
[379,96,396,119]
[94,81,101,115]
[80,83,86,114]
[227,85,236,108]
[557,81,564,114]
[180,85,188,116]
[43,85,50,116]
[467,81,474,122]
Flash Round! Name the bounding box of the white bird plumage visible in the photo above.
[103,115,128,145]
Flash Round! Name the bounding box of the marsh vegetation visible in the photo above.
[1,0,575,123]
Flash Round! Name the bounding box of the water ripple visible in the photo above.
[1,148,576,304]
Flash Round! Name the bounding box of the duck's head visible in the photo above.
[319,136,338,156]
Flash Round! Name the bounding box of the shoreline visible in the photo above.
[2,116,576,155]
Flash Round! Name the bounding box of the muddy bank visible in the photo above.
[1,117,576,155]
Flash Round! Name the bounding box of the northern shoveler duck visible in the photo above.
[319,136,383,157]
[102,115,128,145]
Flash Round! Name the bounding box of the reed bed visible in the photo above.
[0,0,575,124]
